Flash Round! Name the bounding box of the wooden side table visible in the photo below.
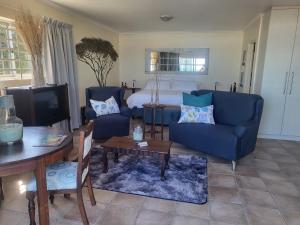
[142,103,167,140]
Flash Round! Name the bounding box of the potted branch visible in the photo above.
[76,38,118,87]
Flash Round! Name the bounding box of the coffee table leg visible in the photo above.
[102,149,108,173]
[165,154,170,169]
[114,151,119,163]
[160,154,166,181]
[0,177,4,201]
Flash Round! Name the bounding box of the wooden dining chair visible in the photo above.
[26,122,96,225]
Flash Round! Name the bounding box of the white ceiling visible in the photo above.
[47,0,300,32]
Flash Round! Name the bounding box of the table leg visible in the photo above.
[161,108,164,141]
[102,149,108,173]
[35,158,50,225]
[151,108,155,139]
[114,151,119,163]
[165,154,170,169]
[0,177,4,201]
[160,154,166,181]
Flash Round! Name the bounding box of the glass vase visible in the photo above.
[0,95,23,145]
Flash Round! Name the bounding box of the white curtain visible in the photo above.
[43,17,81,130]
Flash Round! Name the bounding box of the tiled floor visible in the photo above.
[1,125,300,225]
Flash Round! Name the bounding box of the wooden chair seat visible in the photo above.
[26,122,96,225]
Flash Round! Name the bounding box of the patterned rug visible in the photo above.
[89,149,208,204]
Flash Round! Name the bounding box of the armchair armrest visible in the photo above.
[234,121,258,138]
[120,106,132,117]
[85,106,97,121]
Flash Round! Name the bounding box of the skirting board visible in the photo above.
[258,134,300,141]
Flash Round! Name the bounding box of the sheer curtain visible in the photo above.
[43,17,81,130]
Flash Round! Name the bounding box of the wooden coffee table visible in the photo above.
[101,136,172,180]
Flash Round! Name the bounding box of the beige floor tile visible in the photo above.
[273,194,300,216]
[264,180,300,197]
[135,209,173,225]
[258,169,288,182]
[208,163,233,175]
[110,193,145,208]
[236,175,267,190]
[253,151,273,160]
[240,188,276,208]
[284,214,300,225]
[271,153,299,164]
[234,165,259,177]
[175,202,209,219]
[209,186,243,204]
[0,209,27,225]
[63,200,106,224]
[245,205,285,225]
[143,197,176,213]
[209,202,248,225]
[253,158,280,171]
[171,215,209,225]
[98,205,138,225]
[83,188,117,204]
[262,147,291,156]
[208,174,236,188]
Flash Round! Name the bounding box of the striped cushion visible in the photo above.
[27,161,78,191]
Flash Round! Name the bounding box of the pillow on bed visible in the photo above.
[144,79,171,90]
[90,96,120,116]
[172,80,198,92]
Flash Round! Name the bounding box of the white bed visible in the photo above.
[126,79,198,109]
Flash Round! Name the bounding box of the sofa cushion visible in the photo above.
[86,87,123,107]
[183,92,212,107]
[178,104,215,124]
[93,113,130,139]
[191,90,261,126]
[169,122,239,160]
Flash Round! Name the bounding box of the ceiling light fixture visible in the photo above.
[160,15,174,22]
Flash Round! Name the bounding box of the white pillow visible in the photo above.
[172,80,198,92]
[90,96,120,116]
[144,79,171,90]
[178,104,215,124]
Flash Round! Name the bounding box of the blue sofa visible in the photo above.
[85,87,131,140]
[169,90,264,170]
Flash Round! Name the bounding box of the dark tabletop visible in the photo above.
[101,136,172,154]
[0,127,73,167]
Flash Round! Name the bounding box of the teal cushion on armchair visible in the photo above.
[183,92,212,107]
[27,161,78,191]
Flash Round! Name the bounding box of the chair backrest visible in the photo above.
[77,121,94,187]
[85,86,124,108]
[191,90,264,126]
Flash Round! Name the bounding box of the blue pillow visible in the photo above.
[183,92,212,107]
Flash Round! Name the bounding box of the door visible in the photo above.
[282,11,300,136]
[260,8,299,135]
[243,43,256,94]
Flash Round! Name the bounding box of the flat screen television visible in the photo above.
[6,84,70,128]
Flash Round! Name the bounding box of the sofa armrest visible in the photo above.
[120,106,132,117]
[85,106,97,121]
[234,121,258,138]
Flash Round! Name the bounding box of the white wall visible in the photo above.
[119,31,243,91]
[0,0,119,106]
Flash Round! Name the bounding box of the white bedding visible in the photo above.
[127,89,184,109]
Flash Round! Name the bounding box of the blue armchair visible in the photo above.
[169,90,264,170]
[85,87,131,140]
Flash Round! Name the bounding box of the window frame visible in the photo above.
[0,17,32,81]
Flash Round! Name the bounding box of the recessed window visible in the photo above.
[145,48,209,75]
[0,18,32,80]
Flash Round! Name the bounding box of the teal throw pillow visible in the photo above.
[182,92,212,107]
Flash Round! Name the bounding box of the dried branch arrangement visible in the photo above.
[76,37,118,87]
[15,8,45,86]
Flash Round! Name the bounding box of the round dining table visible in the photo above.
[0,127,73,225]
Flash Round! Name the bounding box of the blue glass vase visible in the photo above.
[0,95,23,145]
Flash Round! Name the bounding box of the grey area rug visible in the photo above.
[89,149,208,204]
